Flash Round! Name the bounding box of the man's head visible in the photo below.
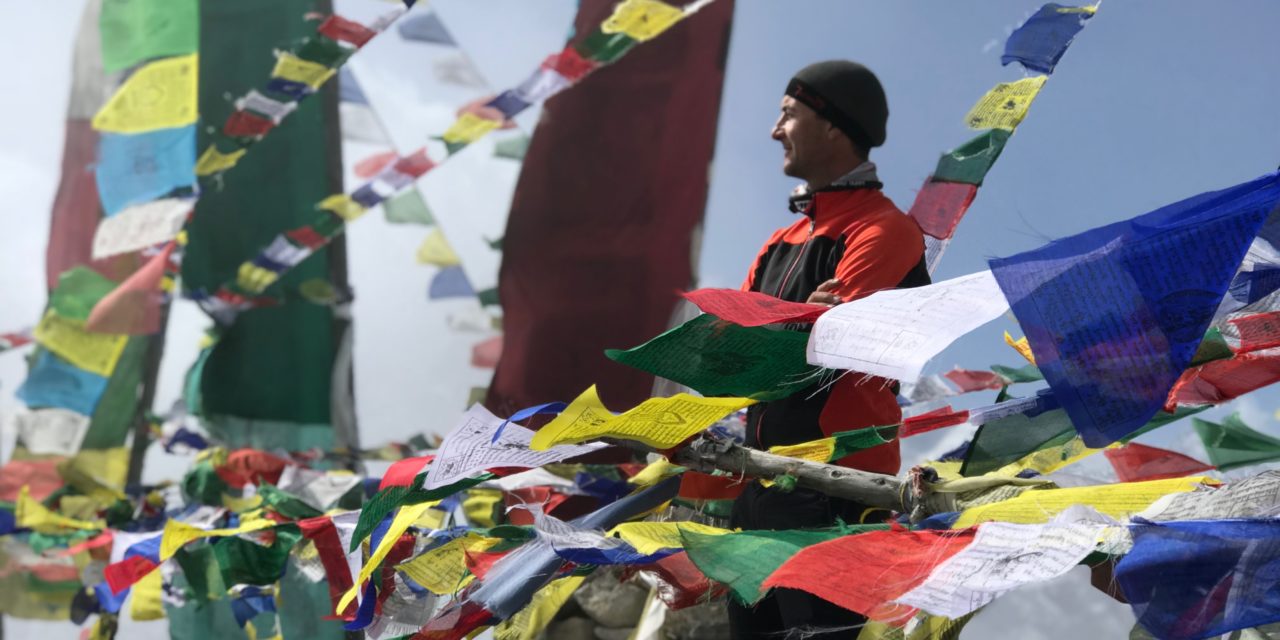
[771,60,888,186]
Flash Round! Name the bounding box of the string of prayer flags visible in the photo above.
[768,426,898,465]
[964,76,1048,131]
[528,385,754,450]
[900,406,970,438]
[1002,4,1096,74]
[1117,519,1280,640]
[990,172,1280,447]
[907,178,978,241]
[931,130,1011,186]
[1192,414,1280,472]
[680,289,828,326]
[92,54,198,134]
[1104,443,1215,483]
[606,313,819,401]
[806,270,1009,381]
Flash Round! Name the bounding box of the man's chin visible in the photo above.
[781,162,801,178]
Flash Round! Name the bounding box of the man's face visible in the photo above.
[771,95,833,179]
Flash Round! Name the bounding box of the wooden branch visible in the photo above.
[611,437,910,513]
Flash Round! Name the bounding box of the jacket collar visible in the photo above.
[788,162,883,215]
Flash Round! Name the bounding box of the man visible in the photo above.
[729,60,929,638]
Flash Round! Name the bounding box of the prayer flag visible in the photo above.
[99,0,199,72]
[93,54,199,133]
[95,126,196,215]
[680,289,827,326]
[964,76,1047,131]
[990,172,1280,446]
[931,130,1010,185]
[907,177,978,240]
[528,385,753,450]
[1002,3,1096,74]
[1192,413,1280,471]
[1104,442,1215,482]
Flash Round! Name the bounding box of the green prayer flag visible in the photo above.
[257,484,324,520]
[831,426,898,460]
[99,0,199,73]
[477,287,500,307]
[681,526,885,605]
[990,363,1043,384]
[493,135,530,161]
[577,31,636,63]
[1192,413,1280,471]
[382,189,435,225]
[295,35,352,68]
[182,461,229,506]
[932,129,1011,185]
[82,336,150,449]
[49,267,117,321]
[213,526,302,586]
[1119,405,1209,443]
[174,544,227,602]
[606,314,820,401]
[350,475,492,552]
[1190,327,1233,367]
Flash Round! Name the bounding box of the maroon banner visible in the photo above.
[486,0,736,415]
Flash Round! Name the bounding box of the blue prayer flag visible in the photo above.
[96,126,196,215]
[1118,519,1280,640]
[398,11,456,46]
[989,173,1280,446]
[16,350,110,416]
[1002,4,1094,74]
[428,265,475,299]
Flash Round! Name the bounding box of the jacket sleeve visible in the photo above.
[831,214,926,301]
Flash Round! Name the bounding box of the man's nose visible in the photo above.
[770,122,784,141]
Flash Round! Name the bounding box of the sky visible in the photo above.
[2,1,1280,637]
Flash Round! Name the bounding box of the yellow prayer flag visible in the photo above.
[59,447,130,505]
[627,458,684,487]
[235,263,280,294]
[608,521,730,555]
[462,489,504,528]
[441,112,502,145]
[92,54,199,133]
[396,534,500,595]
[33,310,128,377]
[129,569,166,621]
[964,76,1048,131]
[997,436,1112,477]
[529,385,755,450]
[416,228,461,267]
[195,145,248,176]
[769,438,837,464]
[337,501,438,612]
[271,53,336,89]
[222,492,264,512]
[952,476,1216,528]
[494,575,586,640]
[159,517,276,562]
[601,0,686,41]
[1004,331,1036,365]
[318,194,368,222]
[17,486,103,534]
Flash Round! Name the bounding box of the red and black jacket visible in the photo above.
[742,185,929,476]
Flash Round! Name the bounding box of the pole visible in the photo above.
[125,304,171,486]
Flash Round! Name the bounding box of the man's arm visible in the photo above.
[810,218,925,304]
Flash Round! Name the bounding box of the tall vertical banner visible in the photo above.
[179,0,343,449]
[486,0,736,415]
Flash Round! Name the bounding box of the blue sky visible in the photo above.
[2,2,1280,637]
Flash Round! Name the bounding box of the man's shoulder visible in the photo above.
[824,190,921,239]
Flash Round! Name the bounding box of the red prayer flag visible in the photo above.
[318,15,376,48]
[224,110,276,137]
[542,46,597,82]
[214,449,290,488]
[104,555,158,594]
[1104,443,1215,483]
[0,458,65,502]
[624,552,725,610]
[355,150,398,179]
[298,515,359,619]
[470,336,504,369]
[378,455,434,490]
[907,177,978,240]
[677,471,745,501]
[1230,311,1280,354]
[464,549,509,581]
[394,149,437,178]
[1166,349,1280,410]
[85,241,176,335]
[900,406,969,438]
[762,527,975,623]
[943,368,1005,392]
[681,288,828,326]
[287,226,329,249]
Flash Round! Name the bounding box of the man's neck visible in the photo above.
[804,159,870,191]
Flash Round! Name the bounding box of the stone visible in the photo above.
[543,615,597,640]
[662,599,731,640]
[574,567,648,628]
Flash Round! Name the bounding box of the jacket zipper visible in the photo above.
[757,216,816,446]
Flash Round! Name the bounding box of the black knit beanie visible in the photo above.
[785,60,888,151]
